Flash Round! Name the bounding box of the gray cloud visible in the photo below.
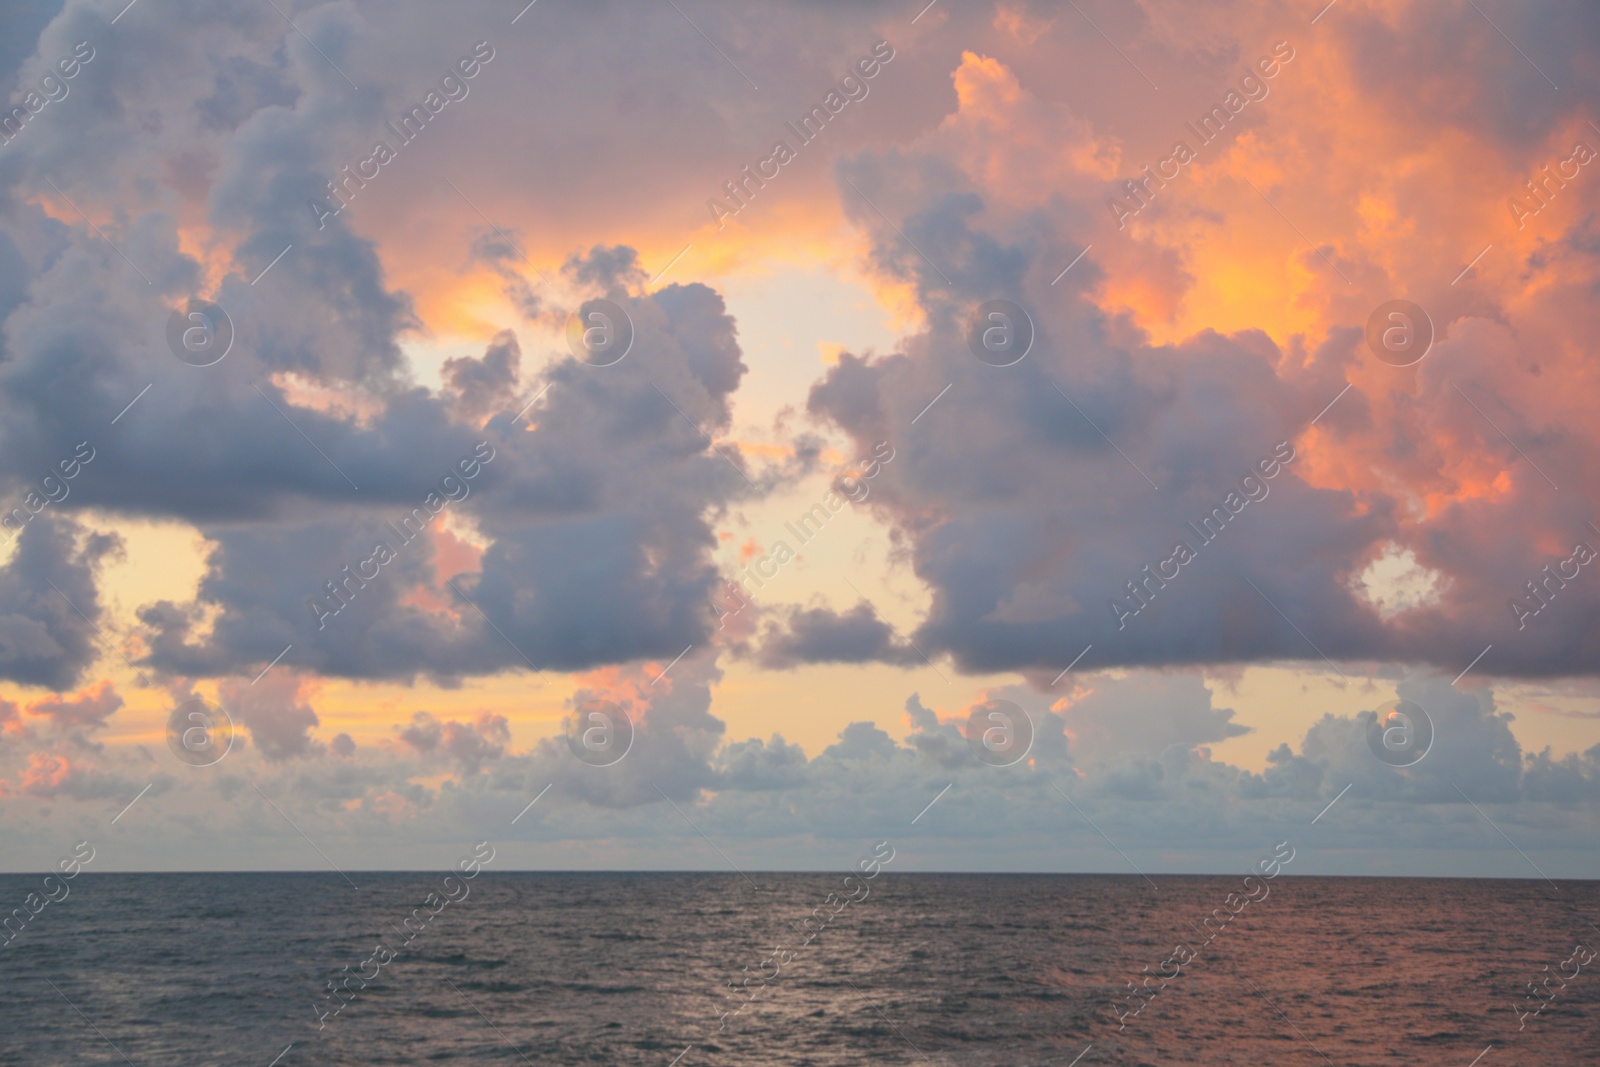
[1060,672,1249,762]
[220,673,322,762]
[0,515,119,689]
[442,328,519,424]
[791,113,1600,679]
[0,0,1597,877]
[755,601,923,669]
[5,668,1596,877]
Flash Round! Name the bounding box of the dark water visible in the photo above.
[1,872,1597,1065]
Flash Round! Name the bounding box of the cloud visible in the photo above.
[26,679,122,734]
[399,709,509,774]
[715,733,809,790]
[755,601,924,668]
[442,329,521,425]
[1286,674,1523,804]
[821,720,900,762]
[10,0,1590,690]
[5,748,145,802]
[469,649,733,811]
[562,244,647,297]
[793,30,1600,681]
[118,275,755,684]
[0,516,121,690]
[219,672,321,762]
[397,710,444,752]
[1,5,779,691]
[1523,743,1600,802]
[0,0,1598,878]
[1057,672,1249,762]
[0,663,1595,876]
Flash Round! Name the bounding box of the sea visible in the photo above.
[1,872,1596,1065]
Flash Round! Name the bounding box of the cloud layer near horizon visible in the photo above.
[5,666,1598,877]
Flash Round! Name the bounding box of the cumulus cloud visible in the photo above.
[118,272,754,684]
[1523,743,1600,803]
[8,0,1590,693]
[399,709,509,773]
[715,733,809,790]
[1285,675,1523,804]
[3,748,149,802]
[0,517,121,690]
[0,0,1597,877]
[218,672,321,762]
[0,661,1593,876]
[0,3,778,692]
[1058,672,1249,762]
[755,601,924,668]
[540,651,729,807]
[784,18,1600,682]
[26,679,122,736]
[442,329,521,425]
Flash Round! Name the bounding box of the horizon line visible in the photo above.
[3,869,1595,881]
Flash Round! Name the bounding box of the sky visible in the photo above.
[0,0,1598,876]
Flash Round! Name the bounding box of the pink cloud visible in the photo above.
[26,681,123,733]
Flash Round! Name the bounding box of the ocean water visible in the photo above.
[1,872,1597,1065]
